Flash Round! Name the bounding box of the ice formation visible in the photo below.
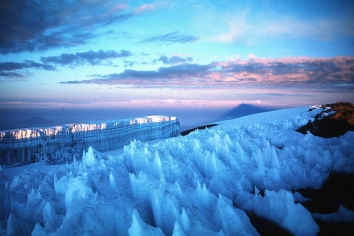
[0,106,353,235]
[0,116,180,165]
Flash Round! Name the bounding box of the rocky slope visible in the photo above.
[297,102,354,138]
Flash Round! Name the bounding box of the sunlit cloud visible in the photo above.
[0,99,272,109]
[134,1,168,14]
[0,0,353,111]
[61,56,354,91]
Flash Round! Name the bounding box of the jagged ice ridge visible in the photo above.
[0,106,353,235]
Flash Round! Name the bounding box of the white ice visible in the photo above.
[0,106,353,235]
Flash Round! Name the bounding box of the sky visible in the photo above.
[0,0,354,111]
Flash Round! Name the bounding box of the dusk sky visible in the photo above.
[1,0,354,110]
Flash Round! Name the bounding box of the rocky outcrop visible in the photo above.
[0,116,180,165]
[296,102,354,138]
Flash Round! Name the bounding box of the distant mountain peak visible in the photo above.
[20,116,53,128]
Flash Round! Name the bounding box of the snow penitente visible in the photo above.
[1,105,353,235]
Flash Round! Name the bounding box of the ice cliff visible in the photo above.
[0,116,180,165]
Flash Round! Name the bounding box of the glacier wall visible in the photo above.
[0,116,180,165]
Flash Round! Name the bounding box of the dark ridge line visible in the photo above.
[181,124,218,136]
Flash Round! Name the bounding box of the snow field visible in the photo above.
[0,106,354,235]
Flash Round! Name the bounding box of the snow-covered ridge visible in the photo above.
[0,106,353,235]
[0,116,180,165]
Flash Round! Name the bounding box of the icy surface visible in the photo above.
[0,116,180,165]
[0,106,353,235]
[293,191,311,203]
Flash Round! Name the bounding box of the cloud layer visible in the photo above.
[0,61,55,78]
[153,56,193,65]
[139,32,198,44]
[61,57,354,90]
[0,50,133,78]
[0,0,156,54]
[41,50,132,66]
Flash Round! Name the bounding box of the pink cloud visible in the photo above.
[0,99,268,109]
[106,3,129,15]
[134,2,166,14]
[61,56,354,92]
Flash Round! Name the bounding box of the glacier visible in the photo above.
[0,106,354,235]
[0,116,180,166]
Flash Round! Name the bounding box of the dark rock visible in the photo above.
[316,221,354,236]
[296,102,354,138]
[298,173,354,214]
[181,124,218,136]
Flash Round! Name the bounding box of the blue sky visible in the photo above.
[0,0,354,110]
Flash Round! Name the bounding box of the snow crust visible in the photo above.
[0,106,353,235]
